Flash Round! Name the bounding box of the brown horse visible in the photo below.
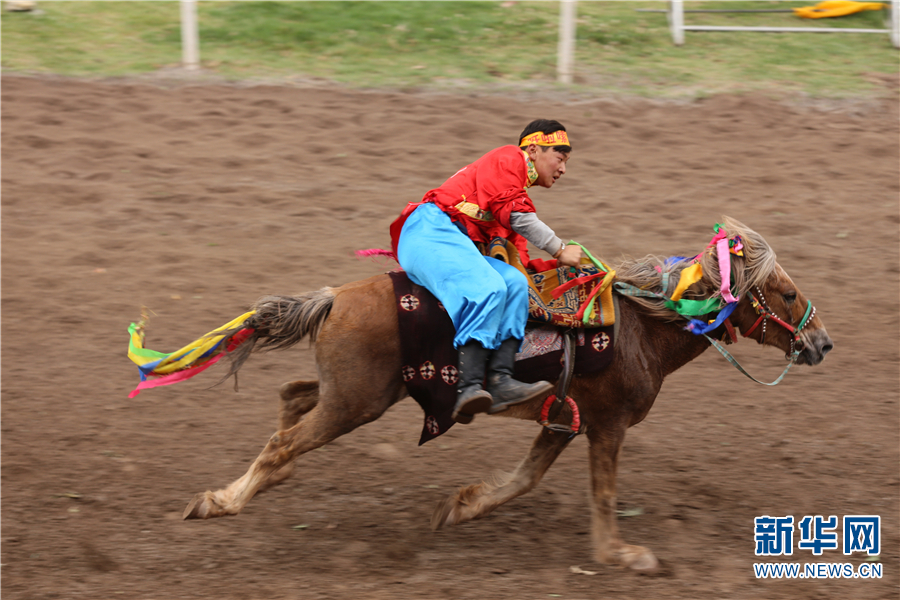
[180,217,833,571]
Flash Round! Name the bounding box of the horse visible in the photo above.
[177,217,833,571]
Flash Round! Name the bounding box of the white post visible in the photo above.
[180,0,200,71]
[557,0,577,84]
[670,0,685,45]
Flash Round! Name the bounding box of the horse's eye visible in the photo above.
[783,291,797,304]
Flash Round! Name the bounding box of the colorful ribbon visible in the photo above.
[127,311,256,398]
[616,224,745,335]
[717,237,738,303]
[563,241,616,325]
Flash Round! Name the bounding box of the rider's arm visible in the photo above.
[510,212,583,267]
[509,212,563,256]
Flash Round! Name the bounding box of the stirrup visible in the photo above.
[540,394,581,433]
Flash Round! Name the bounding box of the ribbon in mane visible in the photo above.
[616,223,745,336]
[126,310,256,398]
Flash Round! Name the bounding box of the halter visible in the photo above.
[704,286,816,386]
[741,285,816,358]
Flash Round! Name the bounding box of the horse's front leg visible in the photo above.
[587,426,658,571]
[432,427,574,528]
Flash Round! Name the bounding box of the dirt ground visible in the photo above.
[1,74,898,600]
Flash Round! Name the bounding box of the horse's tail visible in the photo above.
[126,288,335,398]
[225,288,336,376]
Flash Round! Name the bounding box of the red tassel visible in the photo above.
[354,248,397,261]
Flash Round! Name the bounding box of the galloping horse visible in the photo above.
[178,217,833,571]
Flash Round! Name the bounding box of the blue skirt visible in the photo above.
[397,203,528,349]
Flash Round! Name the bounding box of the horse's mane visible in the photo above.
[612,216,777,322]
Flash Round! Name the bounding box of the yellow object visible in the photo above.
[519,130,570,147]
[794,1,884,19]
[492,239,616,327]
[128,310,255,374]
[454,200,495,222]
[669,262,703,302]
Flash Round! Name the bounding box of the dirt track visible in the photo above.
[1,74,898,599]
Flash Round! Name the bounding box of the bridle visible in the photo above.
[741,285,816,359]
[705,284,817,386]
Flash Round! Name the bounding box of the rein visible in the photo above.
[706,289,815,386]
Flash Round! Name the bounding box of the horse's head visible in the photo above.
[730,262,833,365]
[613,216,834,368]
[704,217,832,366]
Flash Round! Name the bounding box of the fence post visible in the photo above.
[557,0,577,84]
[669,0,685,45]
[181,0,200,70]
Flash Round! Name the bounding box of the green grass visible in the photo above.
[2,1,897,98]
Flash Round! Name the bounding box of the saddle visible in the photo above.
[390,239,618,444]
[484,237,616,328]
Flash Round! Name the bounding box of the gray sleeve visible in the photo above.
[509,212,564,256]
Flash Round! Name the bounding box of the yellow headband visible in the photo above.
[519,130,570,148]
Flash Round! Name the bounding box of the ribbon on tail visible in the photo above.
[127,311,256,398]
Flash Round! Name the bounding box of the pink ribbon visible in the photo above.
[717,237,738,303]
[129,353,225,398]
[694,229,728,261]
[129,328,255,398]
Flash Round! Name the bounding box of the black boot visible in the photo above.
[486,338,554,414]
[451,342,493,424]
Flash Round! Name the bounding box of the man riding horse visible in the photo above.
[390,119,584,425]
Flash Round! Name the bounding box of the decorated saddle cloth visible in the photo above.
[484,237,616,328]
[388,271,615,445]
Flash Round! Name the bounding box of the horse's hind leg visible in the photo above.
[431,427,574,529]
[278,379,320,429]
[184,274,404,520]
[256,380,321,492]
[184,377,401,519]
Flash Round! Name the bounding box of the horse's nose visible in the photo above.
[813,330,834,362]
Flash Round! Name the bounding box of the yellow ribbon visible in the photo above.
[669,263,703,302]
[129,311,256,374]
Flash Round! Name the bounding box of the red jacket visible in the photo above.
[390,145,538,266]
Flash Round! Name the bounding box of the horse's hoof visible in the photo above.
[430,496,457,530]
[620,544,659,572]
[183,491,224,520]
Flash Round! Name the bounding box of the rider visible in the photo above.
[390,119,583,424]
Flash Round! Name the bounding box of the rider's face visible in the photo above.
[527,144,570,188]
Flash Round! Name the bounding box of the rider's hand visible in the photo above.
[556,244,583,268]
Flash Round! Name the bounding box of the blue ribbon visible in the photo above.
[685,300,737,335]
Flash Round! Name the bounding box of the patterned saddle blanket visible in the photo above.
[485,237,616,328]
[388,271,616,445]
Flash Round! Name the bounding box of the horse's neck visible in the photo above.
[623,299,711,378]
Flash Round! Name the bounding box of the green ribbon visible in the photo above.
[566,240,609,273]
[664,297,725,317]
